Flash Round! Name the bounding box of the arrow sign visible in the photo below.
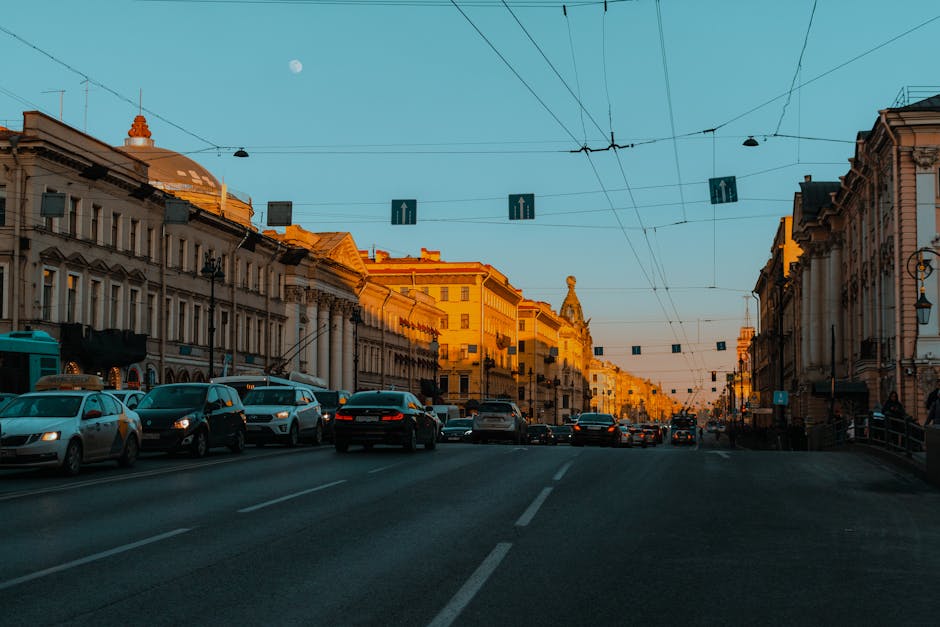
[508,193,535,220]
[391,199,417,225]
[708,176,738,205]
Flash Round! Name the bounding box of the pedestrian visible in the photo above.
[927,398,940,426]
[882,391,905,420]
[926,380,940,412]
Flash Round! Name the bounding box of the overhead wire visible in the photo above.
[773,0,817,136]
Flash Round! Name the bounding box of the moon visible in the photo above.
[288,59,303,74]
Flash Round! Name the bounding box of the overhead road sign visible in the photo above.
[708,176,738,204]
[508,193,535,220]
[391,199,417,225]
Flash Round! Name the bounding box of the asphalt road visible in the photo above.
[1,436,938,626]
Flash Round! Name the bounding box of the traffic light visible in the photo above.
[711,371,717,382]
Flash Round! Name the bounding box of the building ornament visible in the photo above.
[911,147,940,172]
[284,285,306,304]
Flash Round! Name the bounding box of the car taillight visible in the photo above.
[607,426,616,432]
[381,412,404,421]
[573,424,581,431]
[335,411,354,422]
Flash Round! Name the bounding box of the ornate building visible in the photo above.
[557,276,592,418]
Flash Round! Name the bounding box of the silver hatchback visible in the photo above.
[471,400,527,444]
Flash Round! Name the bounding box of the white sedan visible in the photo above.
[0,390,142,476]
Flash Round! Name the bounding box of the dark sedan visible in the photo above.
[553,424,573,444]
[333,390,440,452]
[526,424,557,445]
[571,413,619,447]
[440,417,473,443]
[672,429,695,446]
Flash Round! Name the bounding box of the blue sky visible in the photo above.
[3,0,940,406]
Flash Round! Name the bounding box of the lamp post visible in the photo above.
[905,247,937,325]
[528,367,534,421]
[739,356,745,430]
[553,377,560,425]
[429,339,440,402]
[349,307,363,392]
[483,356,495,400]
[201,253,225,379]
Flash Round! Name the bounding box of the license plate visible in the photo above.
[247,425,263,431]
[142,433,160,440]
[588,426,601,430]
[357,415,379,423]
[1,451,15,460]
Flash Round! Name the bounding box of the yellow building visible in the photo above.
[557,276,592,419]
[518,299,563,423]
[361,248,523,410]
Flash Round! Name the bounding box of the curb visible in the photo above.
[850,442,928,481]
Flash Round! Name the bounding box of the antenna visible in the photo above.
[42,89,65,121]
[81,79,90,132]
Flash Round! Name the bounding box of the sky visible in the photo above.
[3,0,940,408]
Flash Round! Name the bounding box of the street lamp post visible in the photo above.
[528,367,534,421]
[483,356,495,400]
[349,307,363,392]
[201,253,225,379]
[429,339,440,402]
[739,356,745,430]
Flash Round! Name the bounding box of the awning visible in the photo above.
[811,380,869,396]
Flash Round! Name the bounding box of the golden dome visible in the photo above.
[118,115,254,227]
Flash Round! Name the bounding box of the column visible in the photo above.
[801,259,812,368]
[829,244,843,366]
[342,302,355,391]
[812,249,826,368]
[317,295,331,384]
[307,289,319,377]
[330,305,343,390]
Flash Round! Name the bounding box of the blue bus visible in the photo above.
[0,330,61,393]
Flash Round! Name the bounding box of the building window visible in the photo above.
[90,280,102,328]
[460,344,468,360]
[439,375,449,394]
[193,304,201,345]
[460,314,470,329]
[110,284,122,328]
[400,287,409,296]
[194,244,202,273]
[0,185,6,226]
[460,286,470,301]
[562,394,570,409]
[178,239,186,271]
[91,205,101,243]
[440,344,449,360]
[246,317,253,352]
[421,287,429,295]
[42,268,57,321]
[220,311,229,349]
[519,362,526,375]
[164,297,172,340]
[519,320,525,331]
[257,319,263,354]
[129,219,139,254]
[0,264,5,318]
[440,287,449,302]
[129,288,139,332]
[68,196,79,237]
[519,340,526,353]
[440,315,449,330]
[111,212,121,249]
[146,228,154,260]
[459,375,469,396]
[66,274,80,323]
[178,301,187,343]
[147,293,156,336]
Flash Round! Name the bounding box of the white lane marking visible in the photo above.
[427,542,512,627]
[515,487,553,527]
[238,479,346,513]
[553,461,573,481]
[368,463,402,474]
[708,451,730,459]
[0,448,319,503]
[0,528,191,591]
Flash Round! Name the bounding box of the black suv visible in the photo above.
[137,383,247,457]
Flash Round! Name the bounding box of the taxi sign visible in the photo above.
[34,374,105,391]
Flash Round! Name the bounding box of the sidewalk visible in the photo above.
[850,441,928,481]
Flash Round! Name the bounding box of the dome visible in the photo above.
[117,115,254,227]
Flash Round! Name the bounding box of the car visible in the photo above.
[310,389,351,442]
[471,400,527,444]
[526,424,557,445]
[627,425,649,448]
[672,429,695,445]
[617,425,634,447]
[440,417,474,442]
[571,413,619,447]
[0,374,142,476]
[136,383,247,457]
[107,390,146,410]
[642,426,660,446]
[242,385,324,447]
[333,390,440,452]
[0,392,19,413]
[552,424,573,444]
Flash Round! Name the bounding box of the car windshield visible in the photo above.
[445,418,472,428]
[554,425,571,433]
[244,389,296,406]
[479,402,513,413]
[529,425,547,433]
[312,391,339,408]
[138,386,207,410]
[0,395,83,418]
[578,413,614,424]
[347,392,405,408]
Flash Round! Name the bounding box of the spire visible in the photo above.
[125,114,154,148]
[743,295,751,328]
[559,275,585,325]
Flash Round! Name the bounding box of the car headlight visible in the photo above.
[172,415,195,430]
[464,430,473,436]
[40,431,61,442]
[275,410,290,419]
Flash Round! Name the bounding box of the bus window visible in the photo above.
[0,330,62,394]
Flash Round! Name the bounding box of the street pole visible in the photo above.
[201,253,224,380]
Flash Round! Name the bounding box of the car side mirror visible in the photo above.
[425,405,434,412]
[83,410,103,420]
[206,400,222,412]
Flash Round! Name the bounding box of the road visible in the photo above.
[1,437,938,626]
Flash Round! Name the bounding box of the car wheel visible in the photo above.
[334,440,349,453]
[229,429,246,454]
[191,429,209,458]
[118,435,139,468]
[404,425,417,452]
[60,439,82,476]
[286,422,299,448]
[311,422,323,447]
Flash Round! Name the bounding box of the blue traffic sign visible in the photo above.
[391,199,417,225]
[508,193,535,220]
[708,176,738,204]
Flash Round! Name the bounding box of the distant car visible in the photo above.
[471,400,527,444]
[242,385,324,447]
[107,390,146,410]
[333,390,440,452]
[0,374,142,476]
[440,417,473,443]
[642,424,663,444]
[571,413,619,447]
[310,389,352,442]
[627,425,648,448]
[617,425,634,448]
[672,429,694,446]
[526,424,557,445]
[553,424,573,444]
[136,383,247,457]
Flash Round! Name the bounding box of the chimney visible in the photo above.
[804,175,812,182]
[420,248,441,261]
[375,249,390,263]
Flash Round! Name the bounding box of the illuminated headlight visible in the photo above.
[464,430,472,436]
[40,431,61,442]
[275,410,290,419]
[322,413,332,421]
[172,416,194,429]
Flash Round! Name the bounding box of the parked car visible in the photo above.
[107,390,146,410]
[571,413,619,447]
[136,383,247,457]
[242,385,324,447]
[552,424,573,444]
[526,424,557,445]
[0,374,142,476]
[440,417,474,442]
[333,390,440,452]
[471,400,527,444]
